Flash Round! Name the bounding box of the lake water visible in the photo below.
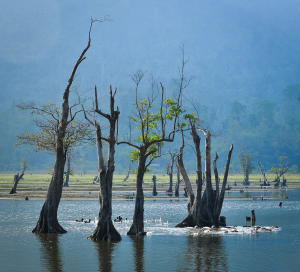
[1,189,300,272]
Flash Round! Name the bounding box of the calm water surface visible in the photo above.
[1,189,300,272]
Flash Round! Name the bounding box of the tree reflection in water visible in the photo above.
[130,236,145,272]
[185,234,228,272]
[95,241,117,272]
[36,234,63,272]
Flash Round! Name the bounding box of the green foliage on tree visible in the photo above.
[268,156,289,177]
[239,151,254,178]
[14,102,93,158]
[128,72,185,170]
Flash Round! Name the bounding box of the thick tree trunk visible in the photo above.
[176,124,202,227]
[127,147,146,235]
[152,175,158,196]
[10,172,24,194]
[88,86,121,241]
[33,20,94,233]
[176,126,234,228]
[32,145,67,233]
[63,156,70,187]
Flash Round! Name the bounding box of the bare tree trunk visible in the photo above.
[174,167,182,197]
[152,175,158,196]
[176,124,202,227]
[127,147,146,235]
[258,160,268,186]
[176,156,194,208]
[123,158,131,182]
[88,85,121,241]
[63,156,70,187]
[32,146,67,233]
[214,145,233,223]
[10,172,25,194]
[166,155,174,192]
[176,126,234,228]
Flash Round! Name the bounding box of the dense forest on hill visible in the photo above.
[1,0,300,175]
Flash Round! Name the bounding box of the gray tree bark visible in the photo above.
[63,156,70,187]
[176,125,233,228]
[32,19,99,234]
[166,153,175,192]
[123,158,131,182]
[174,167,182,197]
[87,85,121,241]
[10,172,25,194]
[127,146,146,235]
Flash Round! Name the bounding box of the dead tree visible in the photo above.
[269,156,289,186]
[166,151,176,192]
[257,160,269,186]
[152,175,158,196]
[10,159,28,194]
[84,85,121,241]
[174,167,182,197]
[123,157,131,182]
[176,121,233,228]
[31,17,109,234]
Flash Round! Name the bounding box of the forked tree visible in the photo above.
[176,117,233,227]
[83,85,121,241]
[10,158,28,194]
[15,17,109,233]
[118,49,193,235]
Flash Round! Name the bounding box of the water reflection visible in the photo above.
[184,235,228,272]
[130,236,145,272]
[36,234,63,272]
[95,241,117,272]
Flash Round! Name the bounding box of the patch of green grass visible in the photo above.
[1,173,300,186]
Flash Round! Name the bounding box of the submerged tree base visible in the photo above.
[175,211,226,228]
[88,220,121,241]
[32,220,67,234]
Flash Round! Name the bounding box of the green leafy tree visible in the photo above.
[118,48,193,235]
[239,151,254,185]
